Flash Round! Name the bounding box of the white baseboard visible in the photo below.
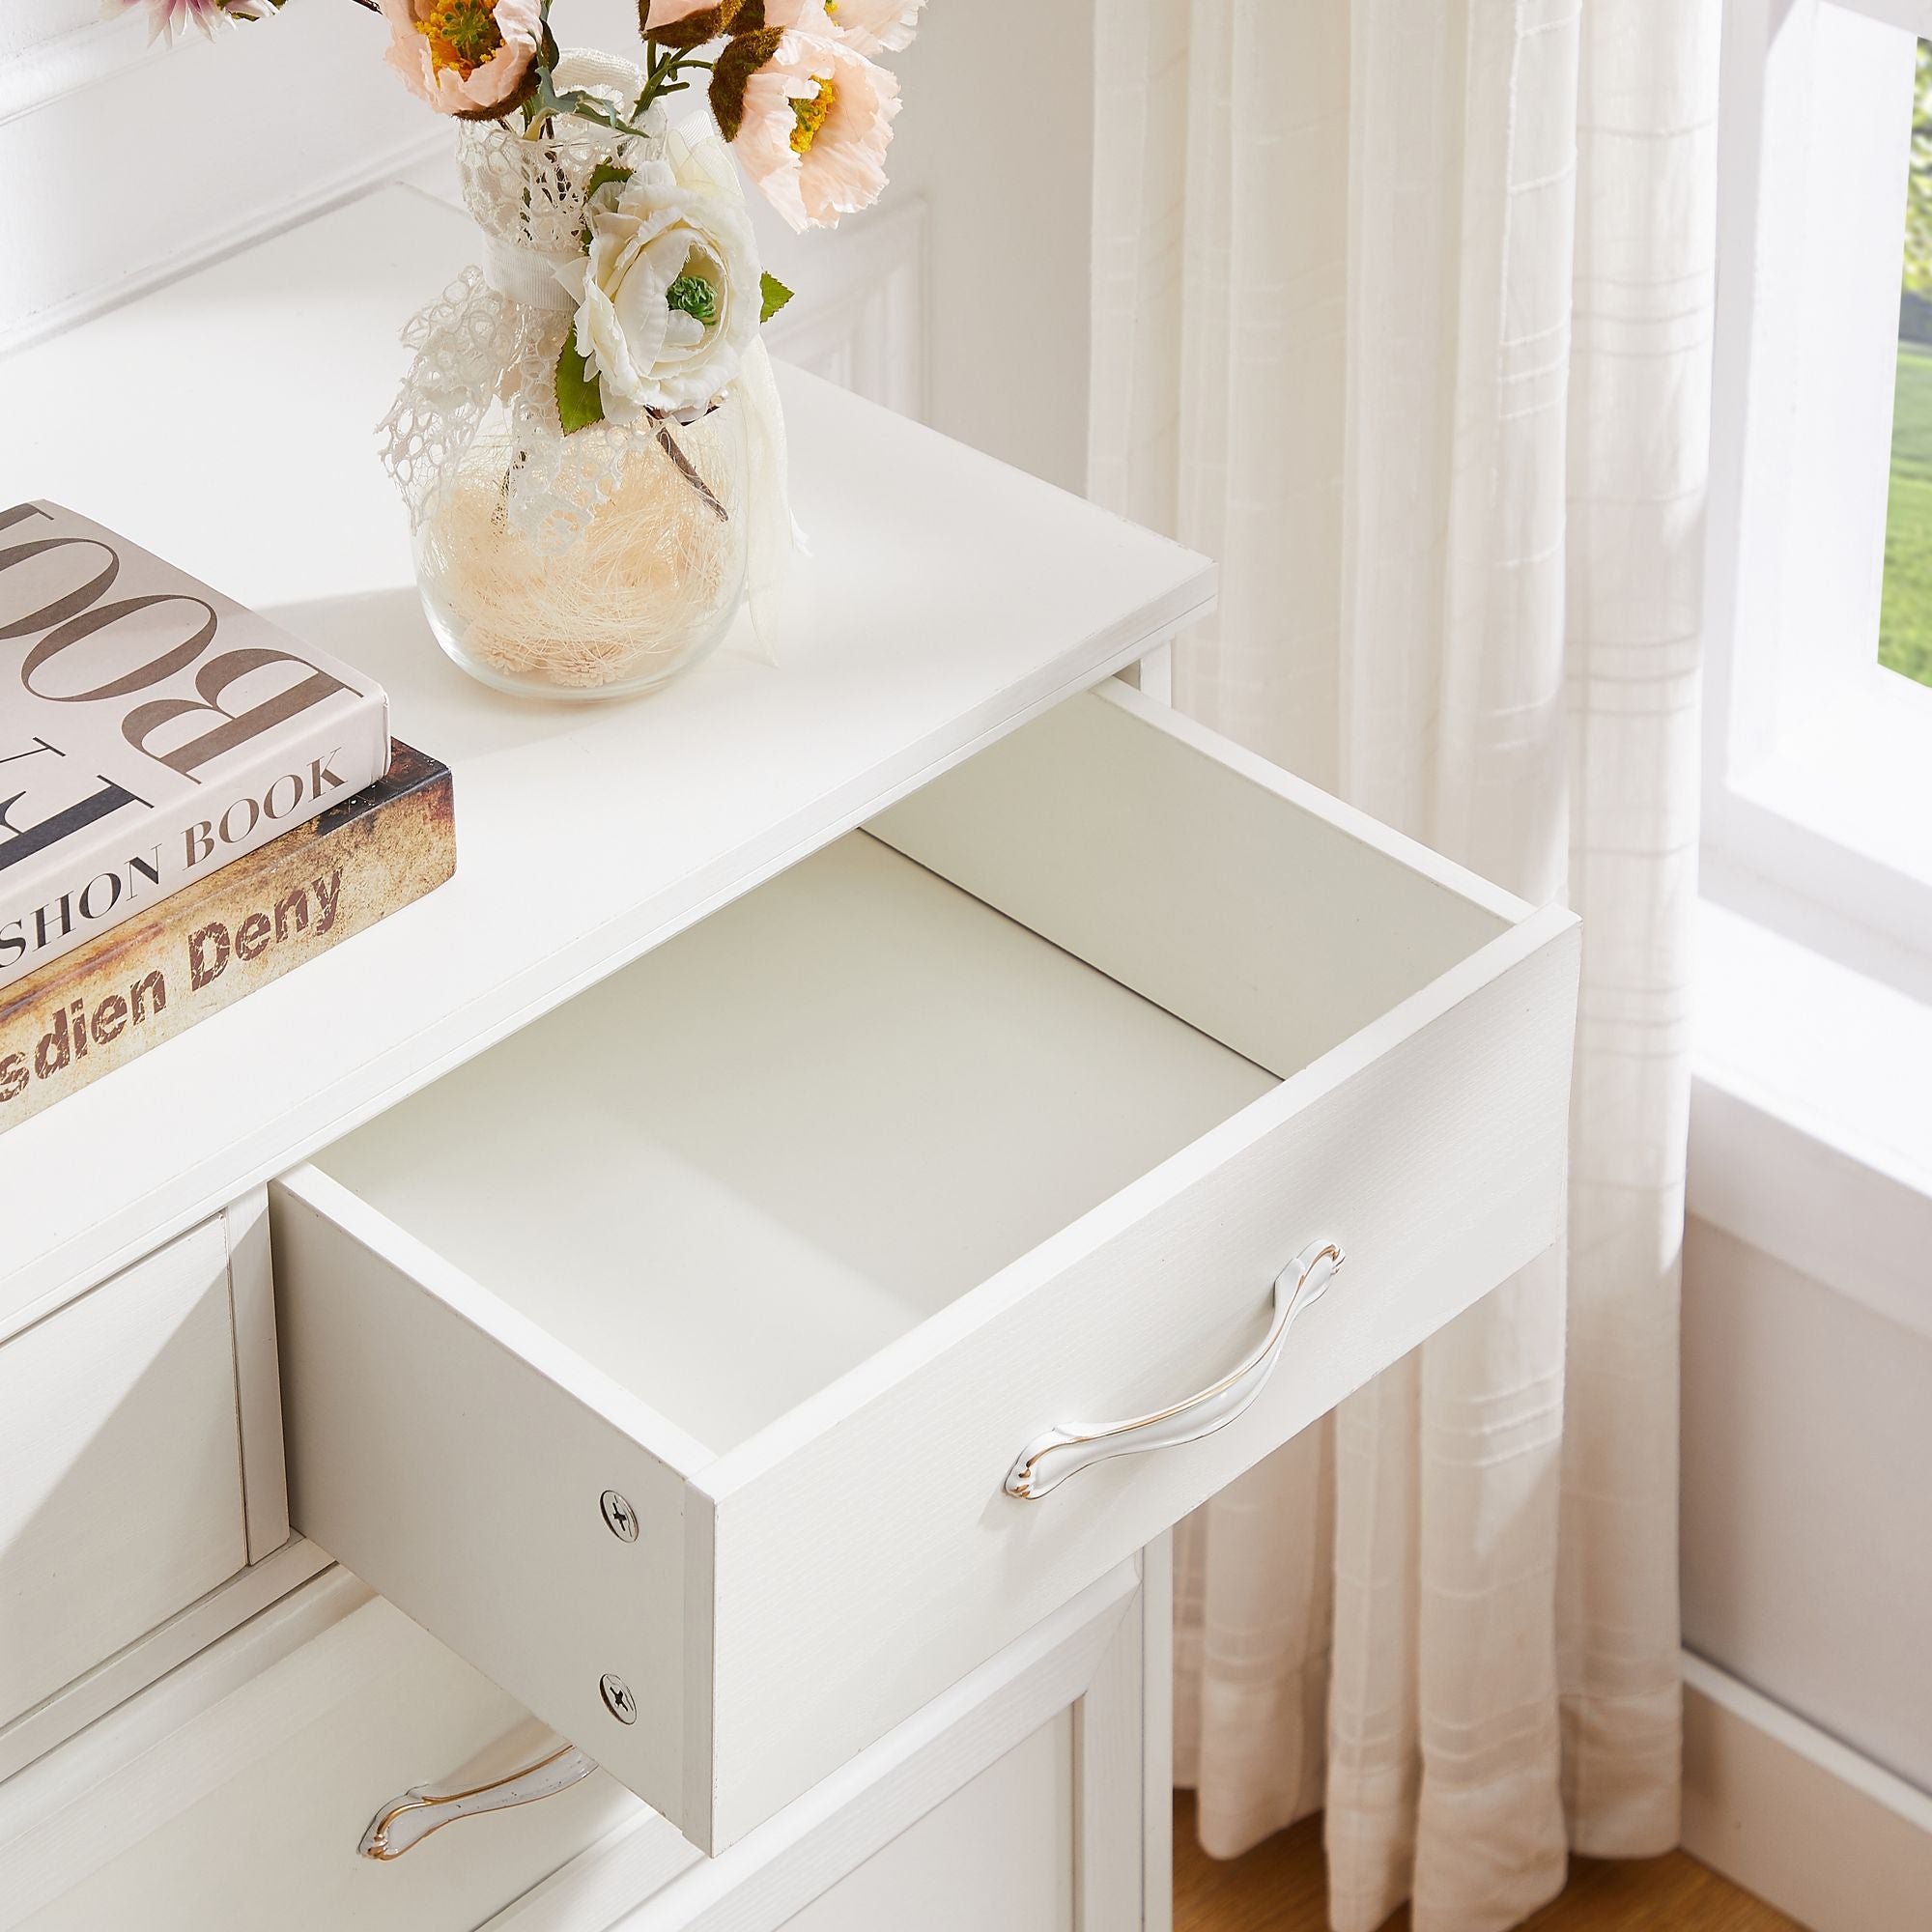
[1682,1651,1932,1931]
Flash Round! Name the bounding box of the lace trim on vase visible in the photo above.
[378,64,666,554]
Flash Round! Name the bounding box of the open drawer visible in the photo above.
[270,682,1578,1854]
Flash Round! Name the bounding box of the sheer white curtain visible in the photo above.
[1090,3,1715,1926]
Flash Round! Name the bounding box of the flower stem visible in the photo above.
[635,41,703,114]
[654,418,729,522]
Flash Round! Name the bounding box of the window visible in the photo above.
[1883,43,1932,690]
[1706,0,1932,983]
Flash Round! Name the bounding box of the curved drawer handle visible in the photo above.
[1004,1240,1345,1501]
[359,1741,596,1861]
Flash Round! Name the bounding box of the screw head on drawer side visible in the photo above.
[600,1673,638,1724]
[599,1490,639,1542]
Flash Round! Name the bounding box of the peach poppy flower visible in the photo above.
[379,0,542,119]
[736,0,830,27]
[733,30,899,233]
[756,0,922,56]
[643,0,719,22]
[815,0,924,56]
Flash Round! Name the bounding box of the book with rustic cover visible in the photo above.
[0,742,454,1135]
[0,500,389,990]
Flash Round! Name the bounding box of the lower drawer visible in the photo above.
[0,1574,635,1932]
[0,1202,285,1734]
[781,1713,1072,1932]
[1,1559,1150,1932]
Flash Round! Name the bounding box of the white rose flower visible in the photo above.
[555,155,760,420]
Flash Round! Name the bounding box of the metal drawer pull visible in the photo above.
[1004,1240,1345,1501]
[358,1741,595,1861]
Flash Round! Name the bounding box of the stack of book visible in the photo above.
[0,501,456,1135]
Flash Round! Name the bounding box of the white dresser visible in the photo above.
[0,187,1579,1929]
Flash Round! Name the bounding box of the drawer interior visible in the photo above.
[317,833,1277,1456]
[311,686,1515,1461]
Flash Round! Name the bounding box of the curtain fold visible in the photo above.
[1090,2,1717,1925]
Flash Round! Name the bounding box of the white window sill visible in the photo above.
[1689,897,1932,1342]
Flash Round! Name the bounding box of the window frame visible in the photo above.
[1705,0,1932,983]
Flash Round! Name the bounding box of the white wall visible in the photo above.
[0,0,1094,491]
[0,4,436,347]
[0,1,101,62]
[877,0,1094,493]
[731,0,1094,492]
[1682,1214,1932,1794]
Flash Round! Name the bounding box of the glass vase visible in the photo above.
[384,58,754,702]
[412,394,750,700]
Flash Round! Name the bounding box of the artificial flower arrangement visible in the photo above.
[124,0,923,696]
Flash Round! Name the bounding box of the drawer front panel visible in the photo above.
[698,909,1577,1842]
[0,1217,249,1731]
[781,1711,1073,1932]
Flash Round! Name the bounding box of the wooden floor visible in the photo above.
[1172,1795,1799,1932]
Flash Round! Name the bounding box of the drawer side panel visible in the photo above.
[270,1174,691,1829]
[867,685,1520,1081]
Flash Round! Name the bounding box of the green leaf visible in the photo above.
[758,270,794,325]
[572,91,655,138]
[526,79,653,143]
[584,162,634,201]
[555,335,606,434]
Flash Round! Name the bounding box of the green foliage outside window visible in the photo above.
[1906,44,1932,298]
[1882,43,1932,687]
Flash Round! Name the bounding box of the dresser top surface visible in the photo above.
[0,185,1211,1325]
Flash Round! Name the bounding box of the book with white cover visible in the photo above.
[0,500,389,990]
